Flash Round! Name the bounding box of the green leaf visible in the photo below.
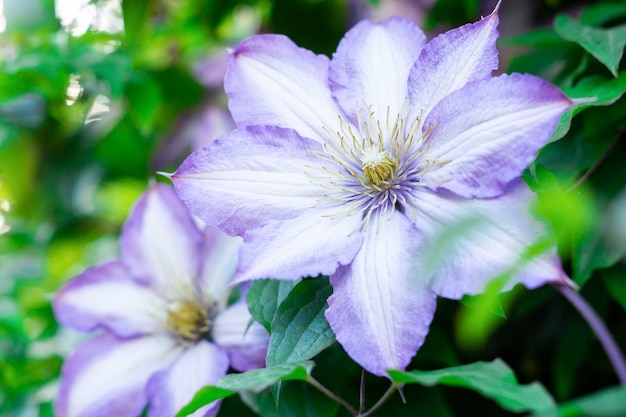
[602,267,626,312]
[175,387,236,417]
[125,79,162,134]
[266,278,335,366]
[122,0,150,45]
[604,189,626,262]
[218,362,314,392]
[533,186,596,264]
[389,359,556,414]
[455,284,513,351]
[580,3,626,26]
[247,279,299,332]
[175,362,314,417]
[573,225,623,286]
[240,380,340,417]
[551,72,626,142]
[554,14,626,77]
[533,385,626,417]
[501,28,566,48]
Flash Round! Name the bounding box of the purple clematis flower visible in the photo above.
[171,6,573,376]
[53,185,269,417]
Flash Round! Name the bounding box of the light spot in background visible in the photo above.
[55,0,123,36]
[0,197,10,234]
[216,4,262,40]
[85,94,111,125]
[0,0,6,33]
[66,74,83,105]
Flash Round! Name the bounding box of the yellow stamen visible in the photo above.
[362,149,395,185]
[167,300,211,343]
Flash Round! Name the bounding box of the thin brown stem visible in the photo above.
[360,383,397,417]
[306,375,358,416]
[359,369,367,414]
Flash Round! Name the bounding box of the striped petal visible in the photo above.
[56,334,177,417]
[120,185,203,300]
[53,262,167,338]
[326,212,437,376]
[172,125,324,236]
[225,34,341,141]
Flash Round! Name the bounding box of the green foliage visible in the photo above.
[266,278,335,366]
[533,386,626,417]
[554,14,626,77]
[175,362,314,417]
[389,359,557,414]
[240,381,340,417]
[247,279,300,332]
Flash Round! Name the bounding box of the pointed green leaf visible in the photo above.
[247,279,300,332]
[175,387,236,417]
[266,278,335,366]
[533,386,626,417]
[175,362,314,417]
[218,362,314,392]
[389,359,556,414]
[550,71,626,142]
[554,14,626,77]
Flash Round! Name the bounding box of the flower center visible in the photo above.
[167,300,212,344]
[361,148,395,185]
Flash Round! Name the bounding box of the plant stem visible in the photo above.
[555,283,626,385]
[359,368,366,414]
[360,383,397,417]
[307,375,358,416]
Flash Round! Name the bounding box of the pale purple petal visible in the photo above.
[325,212,437,377]
[225,34,342,141]
[53,262,167,338]
[121,184,203,299]
[147,342,229,417]
[172,125,325,236]
[422,74,572,198]
[212,301,269,372]
[56,333,177,417]
[198,226,242,310]
[235,209,363,283]
[408,7,499,117]
[329,17,426,124]
[410,181,570,300]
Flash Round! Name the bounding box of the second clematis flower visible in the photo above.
[53,185,269,417]
[172,6,573,376]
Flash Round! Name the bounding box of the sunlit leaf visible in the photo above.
[532,185,596,263]
[456,281,513,351]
